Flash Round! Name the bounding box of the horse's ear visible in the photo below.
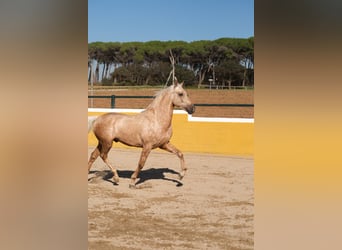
[173,78,183,87]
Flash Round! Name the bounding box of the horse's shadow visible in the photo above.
[88,167,183,187]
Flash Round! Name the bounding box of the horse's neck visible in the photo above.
[145,90,173,128]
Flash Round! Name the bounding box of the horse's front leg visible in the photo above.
[130,145,152,188]
[159,142,186,180]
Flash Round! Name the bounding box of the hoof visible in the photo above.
[129,183,137,189]
[112,176,120,184]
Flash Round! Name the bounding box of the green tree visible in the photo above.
[88,37,254,87]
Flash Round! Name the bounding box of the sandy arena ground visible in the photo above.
[88,147,254,249]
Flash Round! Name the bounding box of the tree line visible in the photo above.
[88,37,254,88]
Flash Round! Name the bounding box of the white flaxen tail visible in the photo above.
[88,116,97,133]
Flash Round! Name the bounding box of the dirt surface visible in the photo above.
[88,147,254,249]
[88,88,254,118]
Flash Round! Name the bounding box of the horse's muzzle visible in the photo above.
[186,105,195,114]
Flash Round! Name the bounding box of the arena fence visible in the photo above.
[88,108,254,156]
[88,95,254,109]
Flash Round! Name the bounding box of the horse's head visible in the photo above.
[171,80,195,114]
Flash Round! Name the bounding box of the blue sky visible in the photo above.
[88,0,254,43]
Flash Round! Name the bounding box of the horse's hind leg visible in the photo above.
[99,141,120,183]
[88,144,101,173]
[160,142,187,180]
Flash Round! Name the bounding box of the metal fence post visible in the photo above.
[110,95,116,108]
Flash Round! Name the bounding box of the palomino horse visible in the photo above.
[88,80,195,188]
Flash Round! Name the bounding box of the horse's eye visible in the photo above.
[178,93,183,97]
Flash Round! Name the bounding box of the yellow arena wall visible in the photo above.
[88,109,254,156]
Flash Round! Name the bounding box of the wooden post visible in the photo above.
[165,49,176,87]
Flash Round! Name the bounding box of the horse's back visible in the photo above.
[98,112,126,121]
